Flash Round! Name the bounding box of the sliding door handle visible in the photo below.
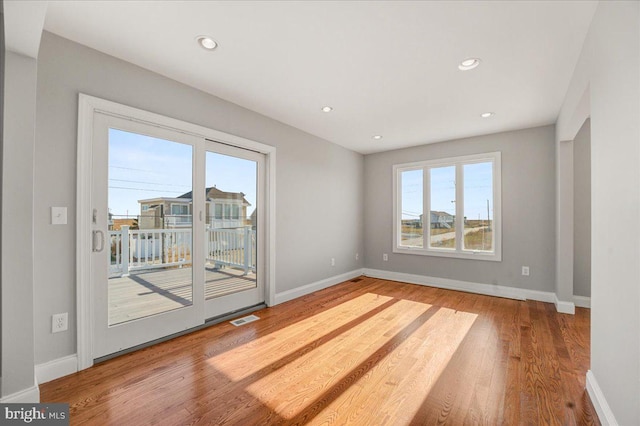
[92,230,105,252]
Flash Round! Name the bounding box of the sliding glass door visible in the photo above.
[91,113,204,358]
[203,141,265,319]
[91,114,265,359]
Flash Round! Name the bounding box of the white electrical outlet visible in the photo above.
[355,253,359,261]
[331,257,335,266]
[52,312,68,333]
[522,266,530,276]
[383,253,388,261]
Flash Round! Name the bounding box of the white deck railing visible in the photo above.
[109,226,256,277]
[206,227,256,273]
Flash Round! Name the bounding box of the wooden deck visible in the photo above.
[42,276,598,425]
[109,267,256,325]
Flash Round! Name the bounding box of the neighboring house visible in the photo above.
[138,186,251,230]
[249,208,257,229]
[418,211,455,229]
[431,211,455,229]
[420,210,456,229]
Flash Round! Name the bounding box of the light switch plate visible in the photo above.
[51,207,67,225]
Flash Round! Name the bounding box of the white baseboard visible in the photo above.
[35,354,78,384]
[274,269,364,305]
[573,295,591,308]
[554,294,576,314]
[276,267,579,313]
[0,383,39,403]
[586,370,618,425]
[363,268,562,305]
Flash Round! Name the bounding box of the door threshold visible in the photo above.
[94,303,266,364]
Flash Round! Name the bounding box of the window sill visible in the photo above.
[393,246,502,262]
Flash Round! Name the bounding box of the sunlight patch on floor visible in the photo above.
[207,293,393,380]
[246,299,476,421]
[245,298,435,419]
[314,307,477,424]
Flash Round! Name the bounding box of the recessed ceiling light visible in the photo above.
[480,112,495,118]
[196,35,218,50]
[321,106,333,113]
[372,135,383,140]
[458,58,481,71]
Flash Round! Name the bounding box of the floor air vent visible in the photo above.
[230,314,260,326]
[350,277,363,282]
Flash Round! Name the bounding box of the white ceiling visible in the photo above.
[43,1,597,154]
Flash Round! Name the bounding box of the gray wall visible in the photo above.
[556,2,639,423]
[2,50,37,396]
[364,125,556,292]
[583,3,639,423]
[34,32,364,365]
[572,119,590,298]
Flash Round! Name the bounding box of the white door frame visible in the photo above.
[76,94,277,370]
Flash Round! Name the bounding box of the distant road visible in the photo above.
[401,227,487,246]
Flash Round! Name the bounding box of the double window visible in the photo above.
[212,203,240,220]
[393,152,501,261]
[170,204,189,216]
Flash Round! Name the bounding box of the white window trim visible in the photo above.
[392,152,502,262]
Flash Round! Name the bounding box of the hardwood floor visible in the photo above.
[40,277,599,425]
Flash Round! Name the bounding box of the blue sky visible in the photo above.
[108,129,257,218]
[401,162,493,221]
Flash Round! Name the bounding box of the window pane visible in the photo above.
[429,166,456,249]
[171,204,188,215]
[108,128,193,326]
[205,151,258,299]
[400,169,423,247]
[463,162,493,251]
